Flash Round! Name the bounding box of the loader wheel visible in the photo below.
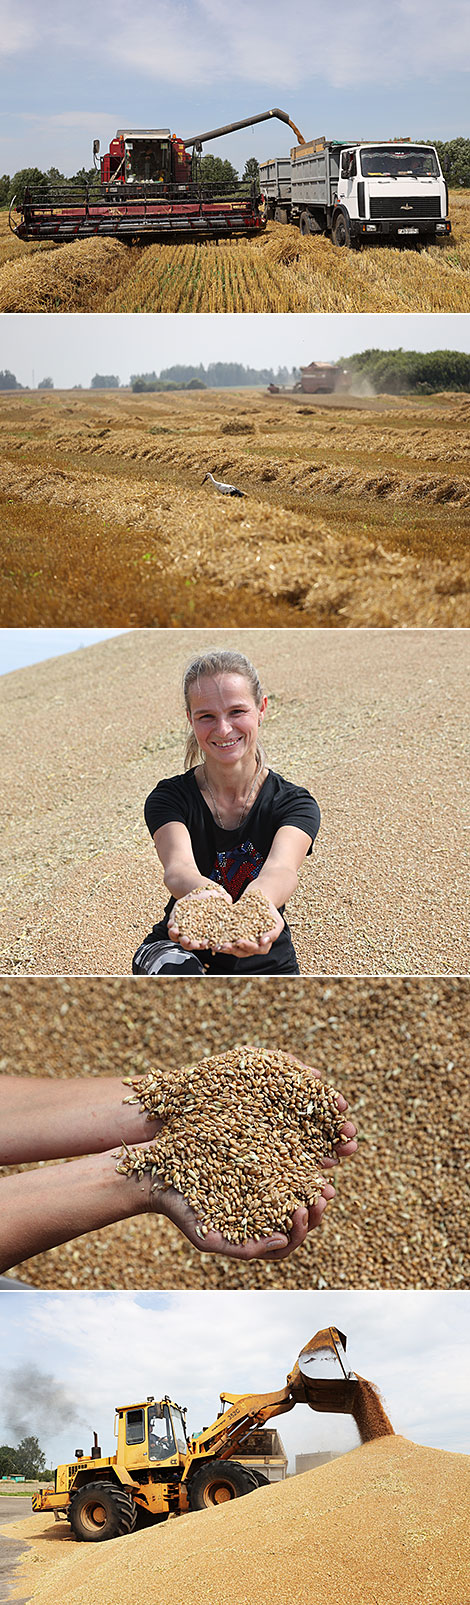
[69,1483,137,1542]
[188,1460,256,1510]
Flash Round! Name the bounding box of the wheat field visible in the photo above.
[1,192,470,312]
[1,386,469,626]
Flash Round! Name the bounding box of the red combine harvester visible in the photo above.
[10,110,305,244]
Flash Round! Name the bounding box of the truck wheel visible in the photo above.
[69,1483,137,1542]
[299,212,322,236]
[248,1470,270,1487]
[332,213,353,248]
[188,1460,256,1510]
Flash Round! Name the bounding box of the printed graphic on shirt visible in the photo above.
[210,839,263,900]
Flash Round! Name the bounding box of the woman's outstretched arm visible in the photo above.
[0,1149,336,1272]
[221,825,313,957]
[0,1076,159,1165]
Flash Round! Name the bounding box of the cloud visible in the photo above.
[0,0,38,58]
[4,0,470,87]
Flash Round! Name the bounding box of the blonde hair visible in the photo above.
[183,650,265,770]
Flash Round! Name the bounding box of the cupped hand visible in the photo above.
[168,884,232,950]
[219,894,284,958]
[152,1181,336,1261]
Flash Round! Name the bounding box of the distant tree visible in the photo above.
[7,168,49,205]
[242,156,260,185]
[38,376,54,390]
[90,374,120,389]
[15,1437,46,1479]
[198,155,239,189]
[0,1445,19,1476]
[0,174,10,207]
[186,377,207,389]
[0,369,21,390]
[431,137,470,186]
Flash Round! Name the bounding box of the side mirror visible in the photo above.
[93,139,100,156]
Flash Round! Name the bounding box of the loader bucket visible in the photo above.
[288,1327,359,1414]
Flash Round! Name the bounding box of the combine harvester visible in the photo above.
[32,1328,392,1541]
[9,110,305,244]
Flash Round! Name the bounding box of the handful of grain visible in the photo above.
[117,1047,347,1244]
[172,888,276,948]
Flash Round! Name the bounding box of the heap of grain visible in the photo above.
[7,1437,469,1605]
[117,1047,347,1242]
[172,888,275,948]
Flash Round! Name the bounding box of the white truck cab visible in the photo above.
[260,138,451,247]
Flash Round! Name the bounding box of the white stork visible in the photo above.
[202,472,245,498]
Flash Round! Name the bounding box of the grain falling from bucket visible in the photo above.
[352,1377,395,1441]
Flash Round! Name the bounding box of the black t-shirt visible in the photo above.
[143,767,320,971]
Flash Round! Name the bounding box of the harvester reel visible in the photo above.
[188,1459,257,1509]
[69,1482,137,1542]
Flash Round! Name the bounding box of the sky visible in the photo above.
[0,1290,469,1470]
[0,630,129,678]
[1,0,469,177]
[2,313,470,391]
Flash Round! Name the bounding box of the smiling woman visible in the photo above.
[132,649,320,976]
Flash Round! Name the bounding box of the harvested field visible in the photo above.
[1,976,468,1290]
[1,194,470,311]
[1,388,469,628]
[0,629,468,977]
[4,1437,469,1605]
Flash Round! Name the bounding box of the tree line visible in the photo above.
[2,141,470,207]
[0,1435,51,1480]
[3,354,470,395]
[346,347,470,393]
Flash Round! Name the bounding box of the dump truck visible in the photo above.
[260,137,451,246]
[31,1328,368,1541]
[9,109,305,244]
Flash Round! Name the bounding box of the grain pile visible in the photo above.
[117,1049,346,1242]
[5,1437,469,1605]
[172,888,275,948]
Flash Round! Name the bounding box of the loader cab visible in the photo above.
[116,1398,188,1473]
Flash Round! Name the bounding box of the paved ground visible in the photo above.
[0,1499,30,1605]
[0,629,468,975]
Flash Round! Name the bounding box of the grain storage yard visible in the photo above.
[0,628,467,977]
[3,1436,469,1605]
[1,197,470,312]
[1,386,469,628]
[0,976,468,1289]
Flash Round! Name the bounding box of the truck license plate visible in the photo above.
[398,226,419,235]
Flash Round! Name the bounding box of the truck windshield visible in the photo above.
[147,1404,176,1462]
[360,147,439,178]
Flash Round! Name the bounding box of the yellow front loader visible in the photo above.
[32,1328,364,1542]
